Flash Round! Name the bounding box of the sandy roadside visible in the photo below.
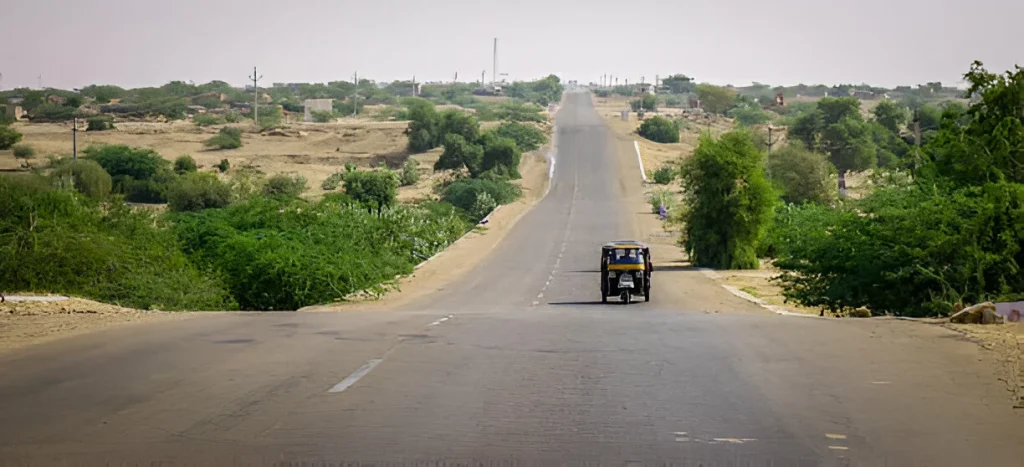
[0,297,190,356]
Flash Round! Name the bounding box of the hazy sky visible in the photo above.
[3,0,1022,90]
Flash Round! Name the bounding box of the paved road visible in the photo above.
[1,92,1022,467]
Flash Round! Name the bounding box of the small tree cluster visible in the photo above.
[86,116,115,131]
[637,116,680,143]
[343,169,399,214]
[167,172,232,212]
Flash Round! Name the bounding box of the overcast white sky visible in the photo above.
[3,0,1022,90]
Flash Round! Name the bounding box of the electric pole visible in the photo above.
[911,110,922,177]
[766,125,782,155]
[249,67,262,128]
[352,71,359,116]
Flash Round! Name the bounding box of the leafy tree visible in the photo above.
[819,117,878,172]
[343,169,399,214]
[256,105,283,130]
[441,177,522,221]
[406,98,440,152]
[167,172,232,212]
[435,134,483,176]
[49,159,112,200]
[205,127,243,150]
[85,145,167,181]
[494,122,547,151]
[662,74,695,94]
[637,116,680,143]
[80,85,126,104]
[30,103,76,121]
[437,109,480,145]
[767,142,836,205]
[311,110,334,123]
[216,159,231,173]
[695,84,738,114]
[173,155,198,174]
[479,134,522,179]
[0,126,23,149]
[872,100,910,134]
[680,131,776,269]
[262,173,307,197]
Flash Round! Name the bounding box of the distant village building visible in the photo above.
[303,99,334,122]
[636,83,654,95]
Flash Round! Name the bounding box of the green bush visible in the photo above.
[311,110,334,123]
[167,172,232,212]
[193,113,226,126]
[119,177,171,203]
[173,155,198,174]
[12,144,35,159]
[30,103,76,121]
[646,188,677,214]
[441,177,522,221]
[343,170,399,214]
[494,122,547,152]
[630,94,658,112]
[322,171,346,191]
[469,191,498,221]
[767,142,837,205]
[480,133,522,179]
[400,159,420,186]
[216,158,231,173]
[495,101,545,123]
[86,116,115,131]
[680,131,776,269]
[637,116,680,143]
[730,104,771,127]
[171,196,468,310]
[204,127,243,150]
[0,125,23,150]
[0,175,235,310]
[406,98,440,152]
[263,173,307,197]
[256,105,284,130]
[437,109,480,145]
[84,144,168,181]
[223,111,244,123]
[49,159,112,200]
[652,166,675,184]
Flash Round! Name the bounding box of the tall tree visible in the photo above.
[695,84,738,115]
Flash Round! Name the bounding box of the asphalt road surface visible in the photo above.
[1,92,1022,467]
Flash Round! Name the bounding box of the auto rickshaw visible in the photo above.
[600,241,652,304]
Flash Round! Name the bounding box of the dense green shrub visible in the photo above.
[441,177,522,221]
[767,142,837,205]
[480,133,522,179]
[12,144,35,159]
[438,109,480,144]
[322,171,346,191]
[256,105,284,130]
[343,170,399,214]
[630,94,658,112]
[494,122,547,152]
[84,144,174,202]
[311,110,334,123]
[680,131,776,269]
[637,116,680,143]
[119,177,172,203]
[0,125,23,149]
[400,159,420,186]
[49,159,112,200]
[435,134,484,176]
[730,104,771,127]
[86,116,115,131]
[193,113,226,126]
[172,196,469,310]
[652,166,675,184]
[406,98,440,152]
[262,173,307,197]
[216,158,231,173]
[495,101,546,123]
[0,175,235,310]
[204,127,243,150]
[173,155,198,174]
[30,103,77,121]
[646,188,677,214]
[469,191,498,221]
[167,172,232,212]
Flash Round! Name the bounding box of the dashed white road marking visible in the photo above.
[428,315,453,326]
[828,446,850,451]
[825,433,847,440]
[871,381,891,385]
[328,359,384,393]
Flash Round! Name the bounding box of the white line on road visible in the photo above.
[634,140,648,183]
[328,359,384,393]
[428,315,453,326]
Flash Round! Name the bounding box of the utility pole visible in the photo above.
[766,126,782,155]
[911,110,922,177]
[72,118,78,163]
[352,71,359,116]
[249,67,262,128]
[454,72,458,84]
[492,37,498,86]
[481,70,486,85]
